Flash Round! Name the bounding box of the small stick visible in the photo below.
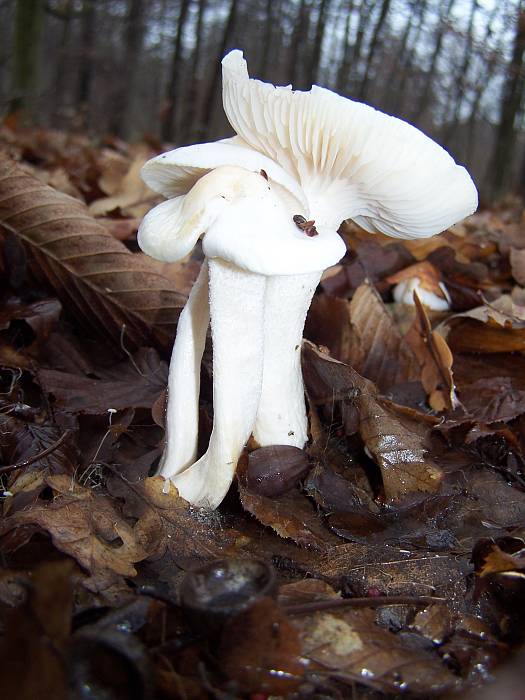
[284,594,446,616]
[0,429,71,475]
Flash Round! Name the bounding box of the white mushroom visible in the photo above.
[393,278,451,311]
[138,50,478,509]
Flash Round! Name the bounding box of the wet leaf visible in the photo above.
[294,606,457,694]
[0,159,185,351]
[237,454,339,550]
[303,342,443,501]
[218,598,304,694]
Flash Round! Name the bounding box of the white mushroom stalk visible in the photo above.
[138,50,478,509]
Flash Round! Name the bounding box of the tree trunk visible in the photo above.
[413,0,456,121]
[108,0,145,138]
[201,0,238,138]
[349,0,372,93]
[489,7,525,197]
[287,0,310,88]
[76,0,96,128]
[336,0,355,94]
[161,0,192,143]
[442,0,478,146]
[383,1,415,112]
[258,0,281,80]
[390,0,427,116]
[10,0,45,117]
[357,0,391,101]
[181,0,207,142]
[306,0,330,86]
[466,1,504,162]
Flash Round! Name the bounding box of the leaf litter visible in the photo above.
[1,125,525,698]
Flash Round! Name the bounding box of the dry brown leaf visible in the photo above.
[107,474,242,569]
[349,282,420,392]
[38,347,167,414]
[0,561,73,700]
[473,538,525,578]
[0,474,148,587]
[405,292,457,411]
[303,342,443,501]
[510,247,525,285]
[440,296,525,353]
[0,159,185,350]
[89,146,155,218]
[386,260,445,294]
[305,294,357,364]
[99,216,141,240]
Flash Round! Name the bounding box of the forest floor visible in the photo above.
[0,125,525,699]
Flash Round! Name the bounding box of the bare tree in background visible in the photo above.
[200,0,238,137]
[76,0,96,129]
[490,5,525,197]
[1,0,525,199]
[358,0,391,100]
[10,0,44,115]
[161,0,191,141]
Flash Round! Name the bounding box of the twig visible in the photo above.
[0,429,71,475]
[284,594,447,616]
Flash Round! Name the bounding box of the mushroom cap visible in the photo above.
[138,165,345,275]
[221,50,478,237]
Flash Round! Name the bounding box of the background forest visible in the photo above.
[2,0,525,201]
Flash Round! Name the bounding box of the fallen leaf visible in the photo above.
[38,347,168,414]
[303,342,443,501]
[0,159,185,351]
[218,598,304,694]
[0,475,148,588]
[237,454,339,550]
[405,292,458,411]
[89,146,156,218]
[107,474,241,569]
[305,294,357,363]
[0,560,73,700]
[294,606,457,695]
[322,240,414,297]
[510,246,525,285]
[349,282,420,392]
[440,296,525,354]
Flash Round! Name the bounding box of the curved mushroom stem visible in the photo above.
[172,258,266,508]
[159,261,210,479]
[253,271,322,448]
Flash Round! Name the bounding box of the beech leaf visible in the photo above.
[303,342,443,500]
[349,281,420,392]
[0,159,185,351]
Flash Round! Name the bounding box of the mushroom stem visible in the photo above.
[159,262,210,479]
[253,271,322,448]
[172,258,266,507]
